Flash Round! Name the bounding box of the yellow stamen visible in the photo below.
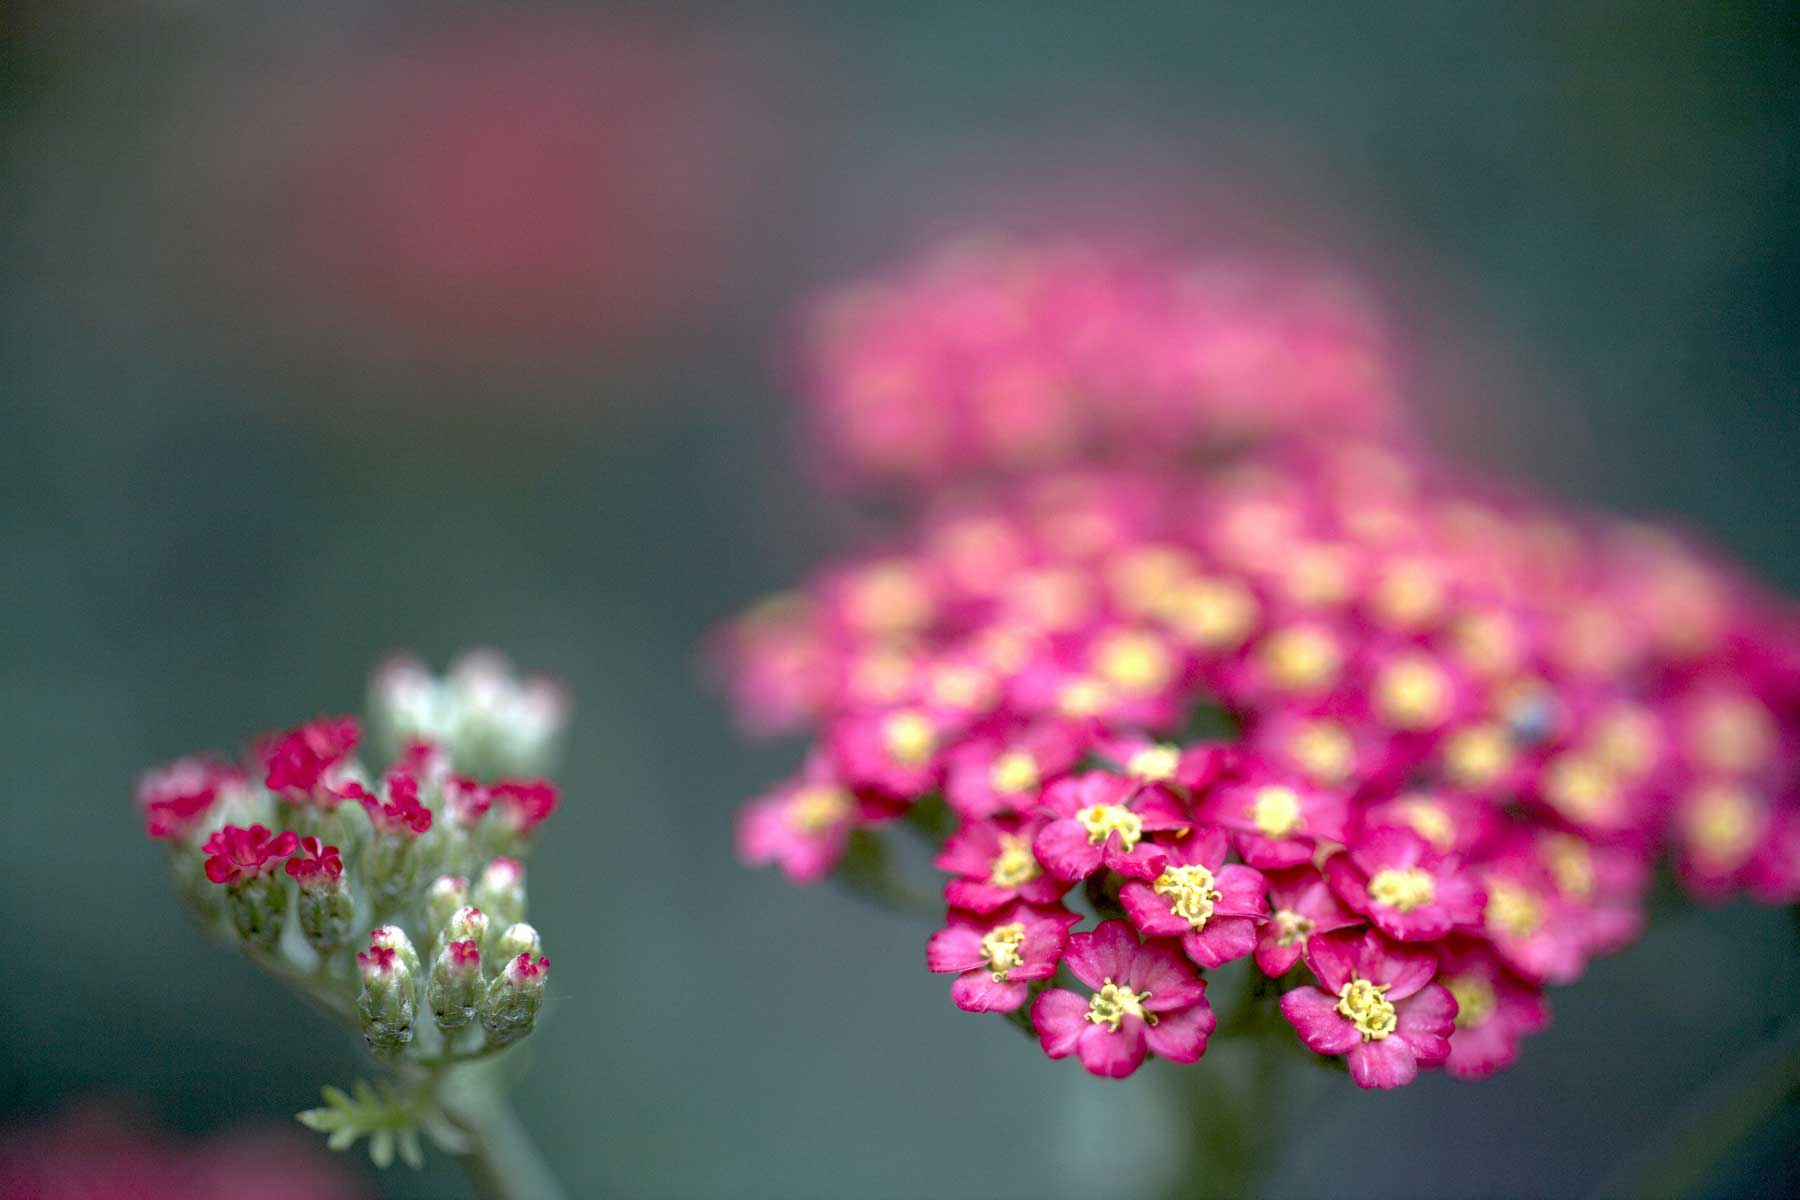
[1541,834,1594,900]
[1250,786,1303,838]
[1446,975,1497,1030]
[980,922,1028,981]
[1259,626,1341,693]
[1272,908,1315,947]
[1085,977,1156,1032]
[1683,781,1759,868]
[1443,724,1512,789]
[882,710,936,767]
[1374,654,1452,730]
[1126,744,1181,783]
[1166,577,1258,651]
[1336,978,1396,1041]
[1077,804,1144,851]
[987,833,1040,889]
[1543,754,1618,825]
[789,786,851,834]
[989,750,1040,797]
[1094,630,1175,695]
[1291,720,1353,785]
[1367,866,1436,912]
[1154,864,1222,931]
[1485,880,1544,940]
[1397,796,1455,853]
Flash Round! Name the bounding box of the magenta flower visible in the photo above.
[1280,929,1455,1089]
[925,902,1080,1013]
[1474,862,1585,985]
[1434,940,1550,1081]
[1324,827,1483,942]
[488,778,559,835]
[737,759,860,885]
[1206,769,1349,870]
[1255,866,1362,977]
[201,824,300,885]
[338,772,433,838]
[828,705,951,799]
[283,836,344,889]
[136,757,245,841]
[1031,772,1187,883]
[261,716,360,804]
[943,723,1083,820]
[1032,920,1216,1078]
[934,816,1070,913]
[1119,827,1268,968]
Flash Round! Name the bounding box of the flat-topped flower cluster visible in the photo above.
[801,236,1400,488]
[136,652,566,1128]
[721,240,1800,1089]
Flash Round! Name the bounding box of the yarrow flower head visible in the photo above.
[134,653,570,1172]
[714,232,1800,1105]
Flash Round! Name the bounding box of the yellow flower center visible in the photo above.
[1592,706,1657,780]
[1166,577,1258,651]
[1542,754,1619,824]
[1367,866,1437,912]
[882,710,936,767]
[1397,795,1455,853]
[979,922,1028,981]
[1542,834,1595,900]
[1446,975,1497,1030]
[929,664,994,711]
[1250,786,1303,838]
[1371,561,1444,630]
[1154,864,1222,931]
[1443,724,1512,788]
[1077,803,1144,850]
[1485,881,1545,940]
[1260,626,1342,693]
[847,563,933,637]
[1684,781,1759,868]
[1291,721,1353,785]
[1056,676,1111,718]
[1273,908,1315,947]
[1085,978,1156,1032]
[987,833,1041,889]
[1336,978,1397,1041]
[989,750,1040,797]
[1126,744,1181,783]
[1095,630,1175,695]
[790,786,851,834]
[1375,655,1453,729]
[1691,695,1776,774]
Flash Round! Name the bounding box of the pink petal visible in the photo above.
[1213,865,1270,917]
[1303,930,1360,993]
[1144,1002,1215,1064]
[1034,819,1105,882]
[1280,986,1361,1055]
[1064,920,1136,990]
[943,879,1013,914]
[1076,1020,1148,1078]
[1126,942,1208,1010]
[1119,881,1190,938]
[1106,840,1168,881]
[951,970,1029,1014]
[1369,939,1438,1000]
[1032,989,1091,1058]
[1348,1036,1418,1090]
[1255,935,1303,978]
[1395,983,1457,1064]
[1184,916,1258,969]
[925,926,987,974]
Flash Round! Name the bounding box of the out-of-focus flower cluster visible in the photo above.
[802,237,1401,489]
[0,1104,369,1200]
[720,239,1800,1089]
[135,652,566,1162]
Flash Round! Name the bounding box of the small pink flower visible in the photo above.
[737,759,860,884]
[341,771,433,837]
[446,939,482,971]
[1031,920,1216,1078]
[1434,940,1550,1081]
[136,757,244,841]
[488,778,559,834]
[1255,866,1362,977]
[201,824,300,885]
[943,724,1083,821]
[1206,769,1348,870]
[507,952,551,983]
[934,816,1070,913]
[1474,861,1585,985]
[283,835,343,889]
[926,902,1080,1013]
[261,717,360,804]
[828,706,951,799]
[1031,772,1187,883]
[1324,827,1484,942]
[1118,827,1268,968]
[1280,929,1455,1089]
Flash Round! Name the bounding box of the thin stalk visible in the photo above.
[446,1089,568,1200]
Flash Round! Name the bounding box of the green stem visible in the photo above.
[445,1089,567,1200]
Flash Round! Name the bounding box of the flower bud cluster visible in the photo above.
[136,653,564,1070]
[720,239,1800,1089]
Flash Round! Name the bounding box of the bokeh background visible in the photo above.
[4,3,1798,1197]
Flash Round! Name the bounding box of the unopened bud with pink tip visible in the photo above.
[286,836,353,953]
[471,857,526,930]
[480,952,550,1047]
[495,922,541,963]
[355,932,417,1057]
[428,939,483,1032]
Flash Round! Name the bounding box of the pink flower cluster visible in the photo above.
[722,241,1800,1089]
[801,237,1401,489]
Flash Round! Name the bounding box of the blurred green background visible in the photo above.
[3,3,1798,1197]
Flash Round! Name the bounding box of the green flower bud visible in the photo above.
[225,874,288,952]
[428,940,483,1032]
[470,857,526,931]
[494,922,541,964]
[425,875,469,938]
[480,952,549,1048]
[355,936,417,1057]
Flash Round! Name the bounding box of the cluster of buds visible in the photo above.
[802,236,1400,489]
[135,653,565,1140]
[719,239,1800,1089]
